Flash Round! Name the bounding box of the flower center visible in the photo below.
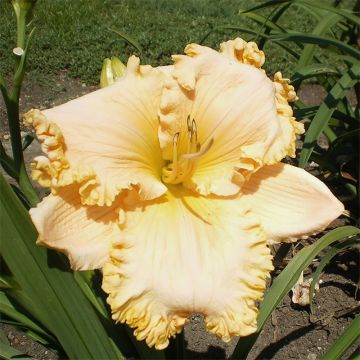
[162,116,213,185]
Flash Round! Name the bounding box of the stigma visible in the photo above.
[162,116,213,185]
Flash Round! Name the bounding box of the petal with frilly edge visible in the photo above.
[219,38,265,68]
[159,40,303,196]
[238,163,344,244]
[25,56,167,206]
[102,188,273,350]
[29,186,123,270]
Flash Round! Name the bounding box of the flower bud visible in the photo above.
[11,0,36,17]
[100,58,114,88]
[100,57,126,88]
[111,56,126,79]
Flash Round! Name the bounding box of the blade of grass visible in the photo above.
[0,173,123,360]
[299,64,359,167]
[232,226,360,358]
[321,314,360,360]
[309,238,359,313]
[108,28,142,54]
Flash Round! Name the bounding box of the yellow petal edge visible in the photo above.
[102,190,274,350]
[24,109,99,204]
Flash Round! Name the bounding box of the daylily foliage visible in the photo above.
[24,38,343,350]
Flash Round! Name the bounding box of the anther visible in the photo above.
[173,132,180,145]
[187,115,191,132]
[191,120,197,143]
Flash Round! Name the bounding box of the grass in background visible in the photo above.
[1,0,320,84]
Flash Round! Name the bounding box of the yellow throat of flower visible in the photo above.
[162,116,213,185]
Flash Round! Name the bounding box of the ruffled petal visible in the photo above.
[102,188,273,350]
[238,163,344,244]
[219,38,265,68]
[25,56,167,206]
[264,72,304,163]
[159,39,303,196]
[29,185,122,270]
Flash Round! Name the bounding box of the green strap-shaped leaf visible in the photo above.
[297,14,342,69]
[309,238,359,313]
[0,173,122,360]
[271,32,360,59]
[0,291,57,345]
[238,10,287,33]
[0,141,18,180]
[299,65,359,167]
[295,0,360,26]
[232,226,360,358]
[0,339,35,360]
[239,0,290,14]
[321,314,360,360]
[291,64,339,86]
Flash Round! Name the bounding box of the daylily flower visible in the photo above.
[25,38,343,350]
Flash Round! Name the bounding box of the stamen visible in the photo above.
[182,138,214,160]
[172,132,180,168]
[162,117,214,185]
[191,120,197,144]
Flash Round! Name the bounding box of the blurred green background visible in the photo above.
[0,0,325,84]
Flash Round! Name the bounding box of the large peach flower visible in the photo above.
[25,38,343,350]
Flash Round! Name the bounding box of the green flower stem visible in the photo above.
[16,9,27,49]
[2,1,39,206]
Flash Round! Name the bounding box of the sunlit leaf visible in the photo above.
[232,226,360,358]
[299,65,359,167]
[309,238,359,313]
[0,172,123,360]
[321,314,360,360]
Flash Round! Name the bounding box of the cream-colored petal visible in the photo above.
[159,40,303,196]
[102,188,273,350]
[29,186,122,270]
[264,72,304,163]
[238,163,344,244]
[25,56,167,206]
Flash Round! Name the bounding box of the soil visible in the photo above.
[0,74,359,360]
